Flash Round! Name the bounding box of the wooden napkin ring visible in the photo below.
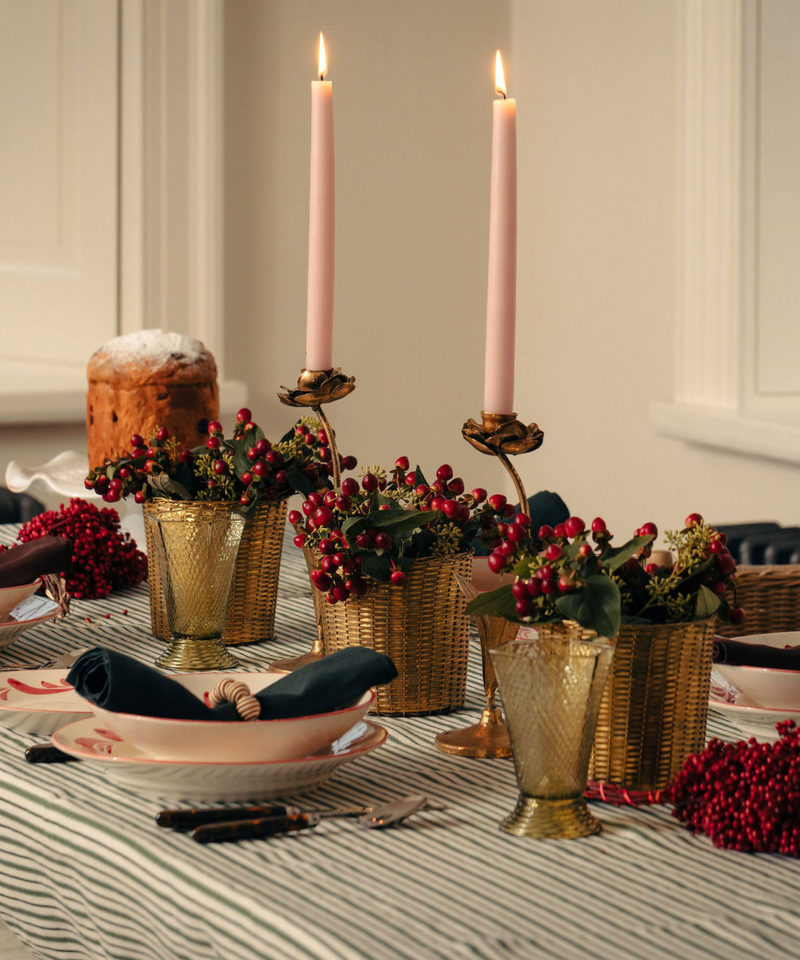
[208,679,260,721]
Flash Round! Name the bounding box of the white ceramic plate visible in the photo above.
[5,451,94,500]
[713,631,800,710]
[0,597,64,653]
[52,717,388,801]
[0,666,91,735]
[708,696,800,742]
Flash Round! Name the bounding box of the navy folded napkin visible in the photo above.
[472,489,570,556]
[0,538,73,588]
[67,646,398,721]
[67,648,212,719]
[712,637,800,671]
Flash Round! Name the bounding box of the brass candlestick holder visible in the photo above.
[277,367,355,491]
[270,367,355,674]
[434,410,543,758]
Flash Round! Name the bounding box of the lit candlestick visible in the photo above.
[483,51,517,415]
[306,33,335,371]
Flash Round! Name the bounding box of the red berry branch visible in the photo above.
[670,721,800,855]
[16,499,147,600]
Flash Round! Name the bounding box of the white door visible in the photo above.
[0,0,118,368]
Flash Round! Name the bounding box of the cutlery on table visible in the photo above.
[166,794,432,843]
[0,649,85,673]
[24,744,79,764]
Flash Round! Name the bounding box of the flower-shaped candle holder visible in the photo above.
[273,367,355,673]
[433,409,543,757]
[278,368,356,492]
[461,411,543,517]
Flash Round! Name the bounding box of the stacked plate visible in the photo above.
[709,631,800,742]
[0,667,388,800]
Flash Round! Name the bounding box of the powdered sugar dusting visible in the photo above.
[98,330,206,370]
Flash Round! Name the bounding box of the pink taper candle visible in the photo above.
[483,51,517,415]
[306,33,335,371]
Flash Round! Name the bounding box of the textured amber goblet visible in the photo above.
[490,637,614,839]
[147,504,246,671]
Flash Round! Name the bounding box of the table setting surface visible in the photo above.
[0,525,799,960]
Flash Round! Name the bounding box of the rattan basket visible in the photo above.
[144,498,288,645]
[313,550,473,715]
[537,617,716,790]
[715,564,800,638]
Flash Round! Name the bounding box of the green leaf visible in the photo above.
[233,427,265,479]
[694,584,721,621]
[367,509,435,540]
[286,469,314,498]
[413,466,428,488]
[466,584,519,619]
[600,535,654,573]
[372,491,400,511]
[360,552,393,583]
[146,474,192,501]
[555,574,621,639]
[341,515,366,539]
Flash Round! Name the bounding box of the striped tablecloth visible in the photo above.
[0,525,798,960]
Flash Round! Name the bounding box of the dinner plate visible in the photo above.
[707,696,800,742]
[52,718,388,801]
[0,666,91,735]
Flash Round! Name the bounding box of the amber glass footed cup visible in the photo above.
[146,504,246,671]
[490,637,614,839]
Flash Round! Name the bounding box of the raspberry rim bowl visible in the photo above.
[85,671,375,763]
[714,632,800,710]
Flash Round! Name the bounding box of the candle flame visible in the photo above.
[495,50,507,98]
[318,33,327,79]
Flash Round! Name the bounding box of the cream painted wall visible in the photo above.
[224,0,512,497]
[5,1,800,535]
[510,0,800,538]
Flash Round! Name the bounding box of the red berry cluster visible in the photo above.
[84,410,354,509]
[290,458,509,605]
[670,721,800,856]
[16,499,147,600]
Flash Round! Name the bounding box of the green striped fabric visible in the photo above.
[0,525,797,960]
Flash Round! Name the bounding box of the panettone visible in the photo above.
[87,330,219,468]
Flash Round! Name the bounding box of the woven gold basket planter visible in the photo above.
[537,617,717,791]
[314,550,473,715]
[144,498,288,645]
[715,565,800,638]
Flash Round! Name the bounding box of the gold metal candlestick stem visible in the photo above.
[434,410,544,758]
[272,367,355,673]
[278,367,355,492]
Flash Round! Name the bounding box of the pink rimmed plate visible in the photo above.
[0,667,90,735]
[708,695,800,743]
[51,718,388,801]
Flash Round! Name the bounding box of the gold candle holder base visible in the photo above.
[269,634,326,674]
[500,795,601,840]
[278,367,356,491]
[435,573,518,758]
[434,707,511,758]
[155,637,239,672]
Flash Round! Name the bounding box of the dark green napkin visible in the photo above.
[211,647,398,720]
[67,646,397,722]
[713,638,800,670]
[0,538,73,588]
[67,648,213,720]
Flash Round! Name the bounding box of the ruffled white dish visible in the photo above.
[5,451,94,500]
[52,717,388,801]
[0,666,90,735]
[0,597,63,653]
[0,580,42,621]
